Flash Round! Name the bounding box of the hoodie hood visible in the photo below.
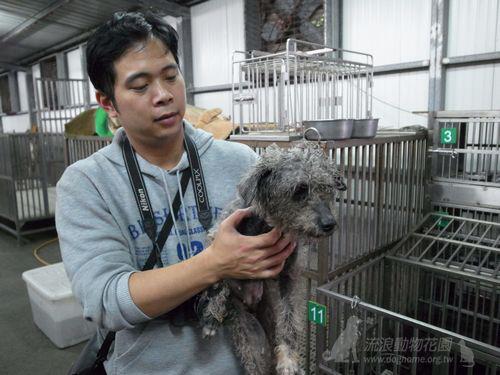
[99,120,214,178]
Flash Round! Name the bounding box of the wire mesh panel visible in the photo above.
[232,39,373,136]
[316,256,500,375]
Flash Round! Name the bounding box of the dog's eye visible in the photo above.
[293,184,309,201]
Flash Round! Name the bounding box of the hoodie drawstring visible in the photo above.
[177,170,194,258]
[160,168,186,258]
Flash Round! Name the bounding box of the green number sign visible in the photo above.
[441,128,457,145]
[436,211,450,229]
[308,301,327,326]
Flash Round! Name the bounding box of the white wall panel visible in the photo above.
[445,65,499,109]
[493,64,500,106]
[373,71,428,128]
[398,71,428,127]
[2,113,30,133]
[32,64,40,79]
[448,0,500,56]
[342,0,431,66]
[193,91,233,118]
[191,0,244,88]
[66,48,83,79]
[17,71,28,112]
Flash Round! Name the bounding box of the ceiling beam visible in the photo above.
[1,0,72,43]
[0,61,28,72]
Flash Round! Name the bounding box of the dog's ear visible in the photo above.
[333,174,347,191]
[238,166,272,205]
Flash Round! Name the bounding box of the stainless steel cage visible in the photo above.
[0,133,60,241]
[430,111,500,212]
[315,212,500,374]
[232,39,373,139]
[0,78,90,241]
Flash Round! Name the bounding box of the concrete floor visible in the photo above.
[0,228,84,375]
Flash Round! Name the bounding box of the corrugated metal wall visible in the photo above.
[448,0,500,56]
[372,72,429,129]
[342,0,431,128]
[445,0,500,110]
[191,0,244,115]
[342,0,500,123]
[191,0,244,88]
[342,0,431,65]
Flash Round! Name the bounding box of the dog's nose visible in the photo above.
[320,217,336,232]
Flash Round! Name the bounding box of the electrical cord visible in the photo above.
[32,237,59,266]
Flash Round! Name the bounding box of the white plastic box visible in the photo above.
[22,262,95,348]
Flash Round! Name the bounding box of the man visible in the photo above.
[56,11,295,374]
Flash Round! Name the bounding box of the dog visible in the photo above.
[197,143,346,375]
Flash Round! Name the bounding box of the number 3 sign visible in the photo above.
[441,128,457,145]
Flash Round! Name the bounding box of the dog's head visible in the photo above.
[238,143,346,238]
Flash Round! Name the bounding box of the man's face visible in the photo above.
[100,37,186,147]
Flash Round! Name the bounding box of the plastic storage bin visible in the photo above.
[22,262,95,348]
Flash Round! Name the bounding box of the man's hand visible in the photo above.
[205,208,297,281]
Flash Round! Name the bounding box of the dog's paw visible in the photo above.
[202,324,218,339]
[275,359,304,375]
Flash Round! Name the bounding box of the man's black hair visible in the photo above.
[86,11,179,104]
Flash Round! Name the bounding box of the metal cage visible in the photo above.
[430,111,500,213]
[232,39,373,139]
[0,77,90,241]
[0,133,62,241]
[316,212,500,375]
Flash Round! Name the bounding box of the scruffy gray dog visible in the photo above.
[197,143,346,375]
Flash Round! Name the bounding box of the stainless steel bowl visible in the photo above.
[303,119,353,141]
[352,118,379,138]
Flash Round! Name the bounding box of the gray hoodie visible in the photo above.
[56,121,257,374]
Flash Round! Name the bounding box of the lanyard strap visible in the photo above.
[184,133,212,230]
[122,131,212,269]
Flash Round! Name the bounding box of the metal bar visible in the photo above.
[353,146,359,259]
[429,221,466,263]
[316,288,500,361]
[403,215,442,258]
[443,51,500,67]
[428,0,449,112]
[387,255,499,285]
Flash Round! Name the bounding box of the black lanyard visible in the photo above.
[121,131,212,269]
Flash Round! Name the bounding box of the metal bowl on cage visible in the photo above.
[352,118,379,138]
[303,119,354,141]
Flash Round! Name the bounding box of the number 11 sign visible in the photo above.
[308,301,327,326]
